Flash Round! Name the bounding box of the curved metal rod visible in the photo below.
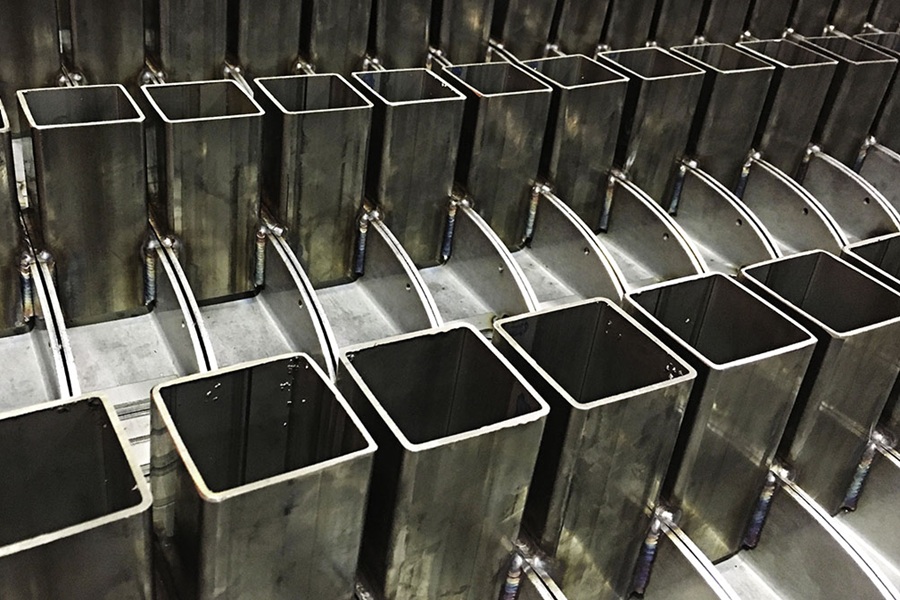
[32,256,79,398]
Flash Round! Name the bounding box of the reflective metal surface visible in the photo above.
[524,54,628,229]
[742,251,900,514]
[256,73,372,286]
[737,39,838,177]
[435,0,496,64]
[154,0,227,81]
[553,0,610,56]
[627,274,816,561]
[303,0,371,75]
[373,0,432,68]
[353,68,466,268]
[229,0,302,76]
[701,0,753,44]
[493,300,695,600]
[143,79,264,302]
[600,47,705,204]
[801,36,896,167]
[152,354,376,599]
[338,324,548,600]
[67,0,143,85]
[653,0,705,48]
[602,0,656,51]
[855,33,900,152]
[19,84,148,326]
[0,396,152,600]
[493,0,557,59]
[442,61,552,249]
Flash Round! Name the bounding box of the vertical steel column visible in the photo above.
[602,0,657,50]
[671,43,774,189]
[745,0,793,39]
[830,0,876,34]
[374,0,433,69]
[230,0,302,76]
[18,85,148,326]
[802,36,896,167]
[599,47,705,204]
[0,396,152,599]
[701,0,753,43]
[156,0,228,80]
[492,0,558,59]
[441,61,552,249]
[353,68,466,267]
[67,0,144,85]
[742,251,900,514]
[554,0,610,55]
[790,0,835,36]
[303,0,371,74]
[738,39,838,177]
[143,80,264,302]
[653,0,705,48]
[856,33,900,151]
[0,0,60,132]
[0,101,21,334]
[627,274,816,560]
[493,300,696,600]
[152,354,376,599]
[524,54,628,230]
[256,74,372,286]
[338,324,549,600]
[436,0,497,63]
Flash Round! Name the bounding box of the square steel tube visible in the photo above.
[68,0,144,85]
[373,0,433,69]
[492,0,558,60]
[627,274,816,561]
[256,74,372,287]
[737,39,837,177]
[151,353,376,599]
[0,395,152,599]
[18,84,147,326]
[229,0,303,76]
[0,99,21,334]
[802,36,897,167]
[143,80,264,303]
[493,299,696,600]
[352,68,466,268]
[599,47,705,204]
[701,0,754,44]
[155,0,228,81]
[742,251,900,514]
[523,54,629,231]
[842,233,900,438]
[338,324,549,600]
[441,61,552,249]
[303,0,371,75]
[671,43,775,189]
[855,32,900,151]
[554,0,611,56]
[436,0,497,64]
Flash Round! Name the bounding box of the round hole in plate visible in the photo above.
[297,299,304,308]
[863,197,871,205]
[583,247,590,255]
[405,283,411,291]
[662,233,670,241]
[498,265,505,274]
[736,218,743,227]
[802,207,809,216]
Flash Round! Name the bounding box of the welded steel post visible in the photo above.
[229,0,303,76]
[524,54,628,230]
[18,85,147,326]
[701,0,753,44]
[0,396,152,599]
[0,0,60,132]
[627,274,816,561]
[256,74,372,287]
[855,33,900,151]
[303,0,371,75]
[143,80,263,302]
[870,0,900,32]
[155,0,227,80]
[441,61,552,249]
[602,0,657,50]
[831,0,876,34]
[0,101,21,334]
[653,0,705,48]
[373,0,433,69]
[553,0,609,55]
[492,0,558,59]
[671,43,774,189]
[741,251,900,514]
[353,68,465,267]
[745,0,793,39]
[801,36,896,167]
[599,47,705,204]
[738,39,838,177]
[151,354,376,599]
[436,0,497,64]
[67,0,144,85]
[493,300,696,600]
[338,324,549,600]
[790,0,835,36]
